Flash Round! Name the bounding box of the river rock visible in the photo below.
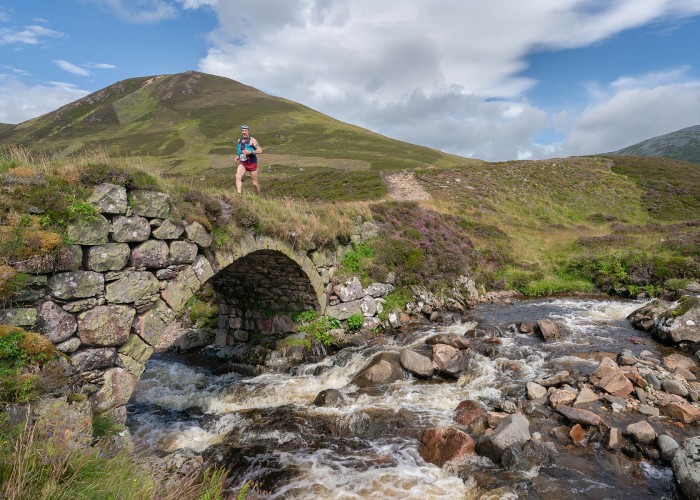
[556,405,602,426]
[534,370,569,387]
[49,271,104,300]
[36,301,76,343]
[660,394,700,423]
[333,277,363,302]
[131,240,169,269]
[627,299,671,332]
[131,190,170,218]
[313,389,347,407]
[625,421,656,445]
[184,221,212,248]
[454,400,488,434]
[66,214,109,245]
[70,347,116,371]
[591,357,621,382]
[597,371,634,398]
[419,427,475,467]
[574,387,599,406]
[569,424,587,447]
[425,333,470,350]
[676,367,697,381]
[351,353,406,388]
[169,240,199,265]
[607,427,624,450]
[549,389,577,408]
[152,219,184,240]
[526,382,547,400]
[475,413,531,464]
[87,183,127,214]
[85,243,131,272]
[663,379,689,397]
[399,349,434,378]
[105,271,160,304]
[658,434,679,463]
[364,282,394,298]
[672,436,700,500]
[432,344,468,377]
[664,353,697,371]
[537,319,567,342]
[656,296,700,344]
[77,305,135,346]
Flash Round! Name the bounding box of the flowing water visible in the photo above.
[127,298,693,499]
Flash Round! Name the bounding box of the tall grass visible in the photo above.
[0,412,233,500]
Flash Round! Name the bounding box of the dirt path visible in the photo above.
[384,172,432,201]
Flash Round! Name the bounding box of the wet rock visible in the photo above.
[627,299,671,332]
[351,353,406,388]
[657,434,679,463]
[516,321,536,334]
[591,357,621,382]
[475,413,531,464]
[606,427,624,450]
[672,436,700,500]
[574,387,599,406]
[333,277,364,302]
[524,401,553,419]
[454,400,488,434]
[526,382,547,400]
[625,421,656,445]
[534,370,569,387]
[425,333,470,350]
[569,424,587,447]
[431,344,468,377]
[663,379,689,397]
[556,405,602,426]
[111,216,151,242]
[418,427,475,467]
[597,371,634,398]
[660,394,700,423]
[656,296,700,345]
[644,372,662,390]
[522,440,557,467]
[501,444,530,471]
[551,425,571,443]
[499,400,518,414]
[638,405,659,417]
[313,389,347,407]
[36,301,76,343]
[537,319,567,342]
[399,349,434,378]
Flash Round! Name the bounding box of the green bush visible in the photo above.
[293,310,340,346]
[0,326,57,403]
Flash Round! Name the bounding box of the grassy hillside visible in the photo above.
[0,71,475,177]
[609,124,700,164]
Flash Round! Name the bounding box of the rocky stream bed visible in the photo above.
[126,297,700,499]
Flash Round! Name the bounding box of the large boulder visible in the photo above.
[351,353,406,388]
[660,394,700,423]
[425,333,470,350]
[399,349,434,378]
[628,299,671,332]
[475,413,531,464]
[454,400,488,434]
[432,344,468,377]
[537,319,568,342]
[36,301,76,343]
[333,277,364,302]
[672,436,700,500]
[656,296,700,345]
[419,427,475,467]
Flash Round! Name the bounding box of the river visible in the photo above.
[126,298,694,499]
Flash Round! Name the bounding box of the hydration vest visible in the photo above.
[237,137,257,162]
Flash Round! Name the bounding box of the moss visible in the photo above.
[0,326,58,403]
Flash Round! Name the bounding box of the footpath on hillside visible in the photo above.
[384,172,432,201]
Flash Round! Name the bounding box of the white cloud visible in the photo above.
[0,25,63,45]
[91,0,178,24]
[0,75,88,123]
[54,60,91,77]
[85,62,117,69]
[0,7,12,23]
[193,0,700,161]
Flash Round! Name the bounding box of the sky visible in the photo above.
[1,1,700,162]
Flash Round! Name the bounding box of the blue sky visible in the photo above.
[2,1,700,161]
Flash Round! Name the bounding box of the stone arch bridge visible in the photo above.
[0,183,381,421]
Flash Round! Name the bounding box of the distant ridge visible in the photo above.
[608,124,700,164]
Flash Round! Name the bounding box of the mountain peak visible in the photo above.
[609,124,700,164]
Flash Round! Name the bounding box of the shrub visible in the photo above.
[292,310,340,346]
[346,313,364,331]
[0,326,58,403]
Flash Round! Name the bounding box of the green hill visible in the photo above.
[0,71,474,177]
[609,124,700,164]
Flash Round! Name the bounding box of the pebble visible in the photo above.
[662,379,689,397]
[638,405,660,417]
[644,372,661,391]
[657,434,679,463]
